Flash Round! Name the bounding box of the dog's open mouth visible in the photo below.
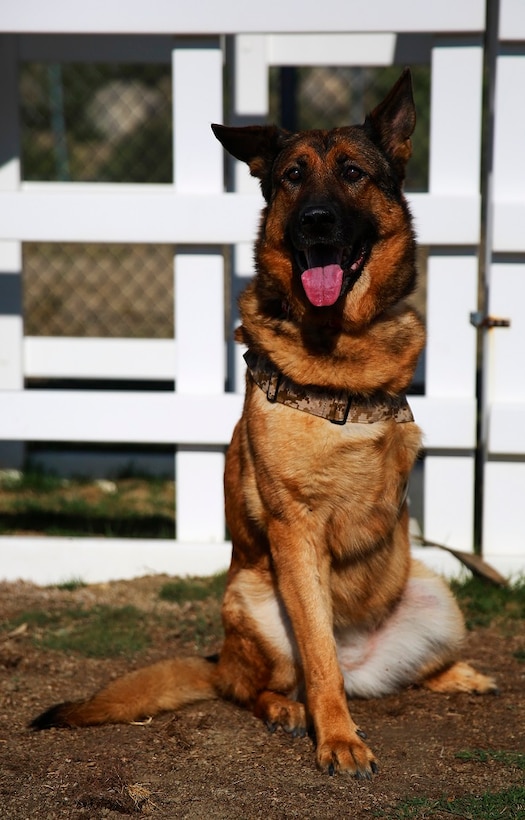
[296,243,368,307]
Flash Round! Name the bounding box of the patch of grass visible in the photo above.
[377,787,525,819]
[159,572,227,604]
[158,577,226,651]
[7,610,61,629]
[450,575,525,629]
[1,468,66,493]
[456,748,525,770]
[0,473,175,537]
[513,648,525,663]
[376,749,525,818]
[5,605,150,658]
[42,605,149,657]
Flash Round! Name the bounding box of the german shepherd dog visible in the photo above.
[31,70,496,777]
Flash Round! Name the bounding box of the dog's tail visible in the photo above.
[30,656,218,730]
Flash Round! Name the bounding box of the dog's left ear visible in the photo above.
[364,68,416,181]
[211,124,287,200]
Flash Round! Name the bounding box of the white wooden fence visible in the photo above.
[0,0,523,584]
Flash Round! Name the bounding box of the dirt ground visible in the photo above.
[0,575,523,820]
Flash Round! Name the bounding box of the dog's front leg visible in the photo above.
[268,519,377,778]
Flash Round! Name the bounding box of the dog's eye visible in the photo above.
[285,167,302,183]
[342,165,362,182]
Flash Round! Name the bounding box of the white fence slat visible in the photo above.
[486,261,525,403]
[0,190,480,245]
[429,42,483,195]
[172,38,227,544]
[425,255,478,399]
[483,6,525,570]
[268,33,399,66]
[173,41,223,194]
[483,462,525,562]
[24,338,177,381]
[0,190,261,244]
[500,0,525,41]
[266,32,433,67]
[488,405,525,456]
[0,536,232,585]
[176,448,226,542]
[424,455,475,552]
[423,40,482,558]
[175,254,225,394]
[493,54,525,202]
[0,391,473,451]
[493,203,525,252]
[174,256,227,539]
[409,397,476,449]
[0,390,243,445]
[0,1,487,35]
[234,36,268,116]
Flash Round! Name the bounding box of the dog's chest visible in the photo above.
[245,384,420,526]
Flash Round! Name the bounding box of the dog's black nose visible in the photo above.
[300,205,336,227]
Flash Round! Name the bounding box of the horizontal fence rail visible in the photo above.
[0,189,480,245]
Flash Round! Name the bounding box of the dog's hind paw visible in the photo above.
[254,691,307,737]
[423,661,499,695]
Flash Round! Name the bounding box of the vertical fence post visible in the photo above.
[172,38,226,546]
[423,40,484,551]
[483,1,525,568]
[230,35,267,393]
[0,35,24,469]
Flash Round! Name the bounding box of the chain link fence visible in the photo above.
[21,62,174,339]
[20,61,429,339]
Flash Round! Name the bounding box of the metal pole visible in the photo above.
[474,0,500,552]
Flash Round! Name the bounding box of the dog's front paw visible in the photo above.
[316,731,378,778]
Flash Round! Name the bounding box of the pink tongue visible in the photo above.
[301,264,344,307]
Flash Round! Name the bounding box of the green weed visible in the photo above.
[450,575,525,629]
[377,787,525,819]
[159,572,227,604]
[456,748,525,770]
[53,578,87,592]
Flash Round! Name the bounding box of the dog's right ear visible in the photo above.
[211,124,287,199]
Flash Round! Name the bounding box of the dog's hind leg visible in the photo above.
[253,691,307,737]
[337,560,497,698]
[421,661,498,694]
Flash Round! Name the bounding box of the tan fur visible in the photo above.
[31,71,496,777]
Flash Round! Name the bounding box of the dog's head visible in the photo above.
[212,69,417,329]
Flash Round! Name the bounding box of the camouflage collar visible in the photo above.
[243,350,414,425]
